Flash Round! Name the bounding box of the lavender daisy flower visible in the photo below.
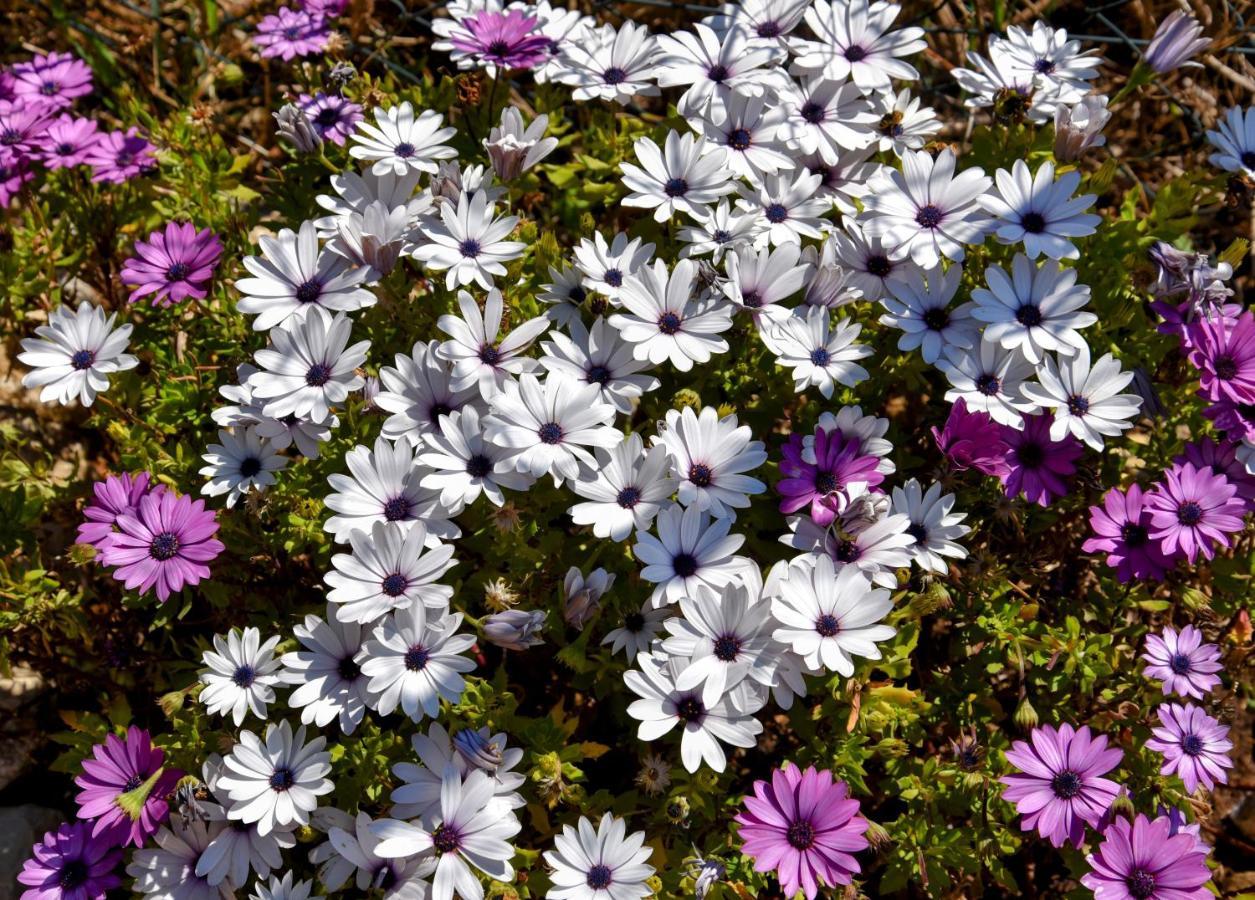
[1176,436,1255,512]
[997,413,1082,507]
[1000,723,1122,847]
[1187,311,1255,406]
[1083,484,1177,583]
[1081,813,1211,900]
[77,471,161,552]
[448,9,552,72]
[778,428,883,526]
[101,488,225,603]
[1145,702,1233,794]
[0,151,34,207]
[254,7,330,61]
[74,725,184,847]
[120,221,223,307]
[1142,626,1223,699]
[1145,462,1246,563]
[84,128,157,184]
[734,762,869,900]
[1144,10,1209,74]
[10,52,93,110]
[299,92,363,145]
[931,399,1011,477]
[18,822,121,900]
[36,114,99,169]
[0,102,56,157]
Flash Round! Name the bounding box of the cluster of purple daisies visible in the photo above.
[253,0,345,62]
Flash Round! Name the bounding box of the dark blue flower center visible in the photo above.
[603,268,623,287]
[122,773,145,791]
[431,823,461,853]
[115,151,134,167]
[616,486,642,509]
[672,552,698,578]
[688,463,713,487]
[232,664,256,687]
[712,229,732,243]
[727,128,752,151]
[658,312,683,335]
[295,280,321,303]
[814,470,838,494]
[1034,58,1056,74]
[338,656,362,680]
[487,39,511,58]
[713,633,742,661]
[1015,304,1043,327]
[283,25,302,40]
[1050,770,1082,799]
[1121,522,1149,547]
[586,364,612,385]
[815,613,840,637]
[906,522,928,543]
[810,347,831,366]
[603,66,627,84]
[801,102,826,124]
[765,203,788,223]
[915,204,944,228]
[741,290,763,308]
[466,454,492,477]
[757,20,781,37]
[269,767,295,791]
[867,254,892,277]
[383,495,412,521]
[382,573,409,597]
[675,694,704,722]
[394,142,416,158]
[1126,870,1156,899]
[624,611,646,631]
[58,860,88,889]
[41,81,61,96]
[1168,652,1192,674]
[305,363,333,387]
[70,349,96,370]
[1015,441,1044,469]
[843,44,867,62]
[239,456,262,478]
[923,306,950,331]
[707,63,730,83]
[833,540,860,562]
[459,239,482,258]
[1066,394,1090,415]
[786,819,816,849]
[1181,733,1204,756]
[404,644,430,671]
[1177,501,1204,526]
[479,343,501,365]
[166,262,190,281]
[56,142,75,155]
[975,374,1001,396]
[586,863,614,889]
[1214,355,1237,380]
[315,107,340,126]
[1021,211,1046,234]
[537,422,563,444]
[149,532,180,560]
[664,177,689,198]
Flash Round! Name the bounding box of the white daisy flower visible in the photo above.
[250,873,321,900]
[199,627,284,726]
[676,199,763,263]
[779,76,877,164]
[313,168,431,242]
[419,405,534,508]
[993,21,1101,101]
[860,148,992,268]
[216,720,334,836]
[870,88,940,156]
[325,521,457,624]
[623,648,764,773]
[128,821,232,900]
[235,219,376,332]
[810,405,896,476]
[878,264,978,365]
[412,190,526,290]
[309,808,436,898]
[570,433,677,542]
[952,48,1061,124]
[608,258,733,372]
[771,555,895,675]
[655,405,768,519]
[18,301,137,408]
[532,2,597,84]
[483,107,558,181]
[620,130,737,223]
[736,169,829,247]
[280,607,371,735]
[703,0,810,45]
[655,22,777,117]
[573,231,656,301]
[539,317,661,413]
[1206,105,1255,178]
[938,340,1039,427]
[437,288,550,400]
[601,601,670,661]
[1020,346,1142,450]
[248,307,369,424]
[980,159,1100,260]
[197,764,297,889]
[789,0,926,92]
[804,143,886,217]
[213,364,336,459]
[890,479,969,573]
[783,509,914,588]
[538,263,595,325]
[799,238,866,310]
[542,813,656,900]
[361,599,477,722]
[634,502,747,607]
[558,21,661,105]
[199,426,288,508]
[349,102,457,176]
[697,93,793,180]
[828,220,917,301]
[722,242,806,321]
[971,254,1096,363]
[324,435,459,546]
[390,722,526,823]
[766,305,871,398]
[376,340,479,446]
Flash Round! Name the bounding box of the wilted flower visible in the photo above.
[1144,10,1210,74]
[483,609,546,650]
[635,753,672,796]
[932,399,1011,477]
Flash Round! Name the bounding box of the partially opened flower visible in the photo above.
[75,726,184,847]
[932,398,1011,477]
[1144,10,1209,74]
[77,471,160,552]
[483,107,557,180]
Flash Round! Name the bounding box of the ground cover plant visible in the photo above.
[1,0,1253,897]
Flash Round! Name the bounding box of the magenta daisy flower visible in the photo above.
[0,101,55,157]
[1142,626,1223,699]
[1081,813,1211,900]
[734,763,869,900]
[1188,311,1255,405]
[1145,462,1246,563]
[300,0,347,15]
[1083,484,1177,583]
[74,725,184,848]
[1145,702,1233,794]
[36,114,99,169]
[997,413,1082,507]
[10,52,94,111]
[84,128,157,184]
[120,221,224,307]
[932,398,1011,477]
[778,428,883,526]
[1204,396,1255,443]
[76,471,162,552]
[0,149,33,207]
[1000,723,1123,847]
[448,9,552,71]
[100,488,224,602]
[254,7,330,61]
[298,91,363,145]
[1176,436,1255,512]
[17,821,122,900]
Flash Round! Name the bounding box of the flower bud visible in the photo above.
[453,728,504,772]
[273,103,321,153]
[1053,96,1111,162]
[1144,10,1209,74]
[1014,696,1039,730]
[483,609,545,651]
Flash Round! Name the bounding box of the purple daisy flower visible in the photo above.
[1145,462,1246,563]
[17,821,122,900]
[778,428,883,526]
[734,762,869,900]
[100,488,224,602]
[997,413,1083,507]
[0,101,55,158]
[76,471,162,551]
[1159,805,1210,856]
[10,52,94,111]
[448,9,552,72]
[298,91,362,145]
[1081,813,1211,900]
[1141,626,1223,699]
[36,114,99,169]
[932,398,1011,477]
[1145,702,1233,794]
[84,128,157,184]
[1203,396,1255,444]
[1175,436,1255,512]
[1000,722,1123,848]
[0,149,34,207]
[120,221,224,307]
[300,0,347,17]
[1187,311,1255,405]
[74,725,184,848]
[1083,484,1177,583]
[254,7,330,61]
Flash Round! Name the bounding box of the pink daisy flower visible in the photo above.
[74,725,184,847]
[9,52,94,111]
[1083,484,1178,583]
[120,221,224,307]
[84,128,157,184]
[100,488,224,602]
[1141,625,1223,699]
[254,7,330,61]
[1144,462,1247,563]
[1145,702,1233,794]
[998,412,1083,507]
